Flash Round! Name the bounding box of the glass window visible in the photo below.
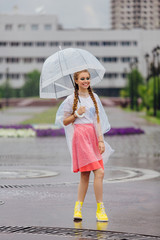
[120,41,131,46]
[121,57,131,62]
[89,41,100,46]
[18,24,25,30]
[10,42,20,46]
[76,41,86,46]
[6,58,19,63]
[62,41,72,46]
[102,57,118,62]
[44,24,52,30]
[22,42,33,46]
[36,42,46,46]
[105,73,118,78]
[102,41,117,46]
[0,42,7,46]
[24,58,33,63]
[5,24,12,30]
[0,73,3,79]
[36,58,46,63]
[31,24,39,30]
[133,41,138,46]
[49,41,59,46]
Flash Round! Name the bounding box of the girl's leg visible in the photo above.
[77,171,91,202]
[93,168,108,221]
[93,168,104,202]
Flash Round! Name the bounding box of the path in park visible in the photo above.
[0,104,160,240]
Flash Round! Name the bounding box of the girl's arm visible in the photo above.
[63,106,86,126]
[63,113,77,126]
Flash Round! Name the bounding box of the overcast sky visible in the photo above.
[0,0,111,29]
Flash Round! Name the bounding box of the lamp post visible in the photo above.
[129,61,134,110]
[144,53,150,111]
[5,67,9,107]
[134,58,139,111]
[156,46,160,111]
[152,48,157,117]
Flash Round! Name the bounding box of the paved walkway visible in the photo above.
[0,104,160,239]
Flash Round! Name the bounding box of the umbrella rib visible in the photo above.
[58,51,63,77]
[54,82,57,99]
[77,49,101,80]
[55,82,72,91]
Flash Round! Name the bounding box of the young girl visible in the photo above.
[55,69,114,222]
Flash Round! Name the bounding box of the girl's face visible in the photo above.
[75,72,90,91]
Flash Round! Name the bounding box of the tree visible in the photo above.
[21,70,40,97]
[120,68,144,110]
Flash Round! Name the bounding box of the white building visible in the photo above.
[0,14,160,96]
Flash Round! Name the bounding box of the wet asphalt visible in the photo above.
[0,105,160,240]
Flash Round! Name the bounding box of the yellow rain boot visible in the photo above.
[73,201,83,221]
[96,202,109,222]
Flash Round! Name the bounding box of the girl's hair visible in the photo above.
[72,70,100,123]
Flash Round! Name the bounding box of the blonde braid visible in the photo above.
[88,86,100,123]
[72,83,79,114]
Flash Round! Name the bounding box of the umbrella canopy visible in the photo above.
[40,48,105,99]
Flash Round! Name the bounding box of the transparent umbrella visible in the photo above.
[40,47,105,99]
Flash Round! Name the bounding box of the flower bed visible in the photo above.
[0,125,144,138]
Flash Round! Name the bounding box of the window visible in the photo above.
[31,24,39,30]
[23,42,33,46]
[102,41,118,46]
[36,42,46,46]
[44,24,52,30]
[133,41,138,46]
[76,41,86,46]
[18,24,25,30]
[24,58,33,63]
[8,73,20,79]
[62,41,72,46]
[0,42,7,46]
[49,41,59,46]
[5,24,12,30]
[120,41,131,46]
[105,73,118,78]
[121,73,127,78]
[102,57,118,62]
[6,58,19,63]
[36,58,45,63]
[10,42,20,46]
[121,57,131,62]
[89,41,100,46]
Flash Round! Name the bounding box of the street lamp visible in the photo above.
[152,47,157,117]
[129,60,134,110]
[155,46,160,111]
[5,67,9,107]
[144,53,150,111]
[134,58,139,111]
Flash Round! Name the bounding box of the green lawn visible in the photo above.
[20,106,59,124]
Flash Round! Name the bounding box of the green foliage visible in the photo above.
[0,80,13,98]
[121,68,144,108]
[21,70,40,97]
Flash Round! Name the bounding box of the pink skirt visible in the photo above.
[72,123,104,173]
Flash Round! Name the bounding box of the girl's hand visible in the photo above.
[77,106,86,115]
[98,141,105,154]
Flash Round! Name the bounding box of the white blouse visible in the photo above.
[63,94,97,124]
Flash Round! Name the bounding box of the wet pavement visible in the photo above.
[0,105,160,239]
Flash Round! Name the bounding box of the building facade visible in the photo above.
[0,14,160,96]
[111,0,160,30]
